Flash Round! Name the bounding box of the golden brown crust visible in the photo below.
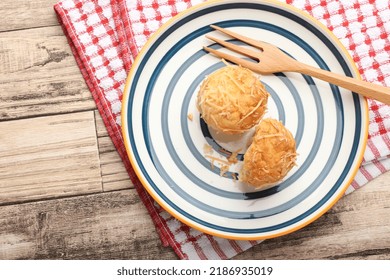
[197,65,269,134]
[240,118,297,188]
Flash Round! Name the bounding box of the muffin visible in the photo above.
[197,65,269,134]
[240,118,297,188]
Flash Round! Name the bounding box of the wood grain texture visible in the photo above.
[0,26,96,121]
[0,0,59,32]
[94,111,132,192]
[0,190,176,260]
[1,0,390,261]
[0,111,102,205]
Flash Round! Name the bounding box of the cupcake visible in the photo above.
[197,65,269,134]
[240,118,297,188]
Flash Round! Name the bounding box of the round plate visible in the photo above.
[122,0,368,240]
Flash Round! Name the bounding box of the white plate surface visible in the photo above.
[122,0,368,240]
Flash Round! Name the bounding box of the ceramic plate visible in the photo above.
[122,0,368,240]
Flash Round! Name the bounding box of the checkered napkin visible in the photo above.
[54,0,390,259]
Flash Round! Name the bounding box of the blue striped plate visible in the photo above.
[122,0,369,240]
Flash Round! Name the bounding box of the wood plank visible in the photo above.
[0,190,176,259]
[95,110,110,138]
[234,171,390,260]
[0,0,59,32]
[94,111,132,192]
[0,111,102,204]
[0,25,96,121]
[98,138,133,191]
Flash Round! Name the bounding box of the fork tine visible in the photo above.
[205,35,260,61]
[203,46,260,72]
[210,25,265,50]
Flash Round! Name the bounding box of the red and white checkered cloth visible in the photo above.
[54,0,390,259]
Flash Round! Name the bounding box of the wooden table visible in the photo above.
[1,0,390,260]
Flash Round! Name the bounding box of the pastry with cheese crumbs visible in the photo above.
[197,65,269,134]
[240,118,297,188]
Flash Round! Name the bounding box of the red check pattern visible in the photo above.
[54,0,390,259]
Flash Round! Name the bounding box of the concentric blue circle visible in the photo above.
[123,1,366,237]
[146,19,339,216]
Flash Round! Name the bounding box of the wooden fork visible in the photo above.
[204,25,390,105]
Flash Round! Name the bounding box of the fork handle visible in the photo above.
[296,63,390,104]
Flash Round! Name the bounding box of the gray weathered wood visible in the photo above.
[0,111,102,205]
[0,0,390,261]
[0,26,96,121]
[0,0,60,32]
[94,111,132,192]
[0,190,176,259]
